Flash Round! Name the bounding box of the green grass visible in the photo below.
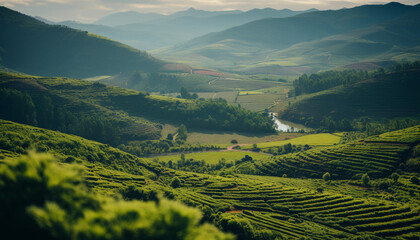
[242,133,341,149]
[186,130,304,146]
[146,151,271,165]
[239,91,263,96]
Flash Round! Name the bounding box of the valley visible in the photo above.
[0,2,419,240]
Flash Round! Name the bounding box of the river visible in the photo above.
[270,113,299,132]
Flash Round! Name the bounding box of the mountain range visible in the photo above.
[154,2,420,74]
[59,8,317,50]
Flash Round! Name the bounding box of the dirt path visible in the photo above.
[172,133,178,142]
[208,77,220,85]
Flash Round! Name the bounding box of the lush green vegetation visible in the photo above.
[241,133,341,150]
[1,119,419,239]
[114,93,275,133]
[0,71,275,148]
[233,126,420,179]
[0,71,161,145]
[281,64,420,132]
[1,2,420,239]
[294,62,420,95]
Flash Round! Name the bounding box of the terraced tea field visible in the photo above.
[165,171,420,239]
[238,126,420,179]
[241,133,341,149]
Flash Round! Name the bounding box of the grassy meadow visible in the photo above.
[146,151,271,165]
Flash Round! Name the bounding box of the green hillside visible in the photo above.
[0,71,162,144]
[0,71,274,147]
[154,3,420,74]
[280,65,420,129]
[0,6,163,78]
[1,120,419,239]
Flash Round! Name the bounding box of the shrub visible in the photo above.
[171,176,181,188]
[230,139,238,144]
[362,173,370,187]
[323,172,331,181]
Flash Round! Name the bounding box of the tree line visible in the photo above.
[294,61,420,96]
[0,88,121,145]
[114,95,275,133]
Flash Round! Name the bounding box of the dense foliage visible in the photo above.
[294,61,420,95]
[115,95,275,133]
[283,63,420,132]
[118,139,220,157]
[0,152,234,240]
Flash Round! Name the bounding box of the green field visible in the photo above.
[239,91,263,96]
[242,133,341,149]
[146,151,271,165]
[160,124,305,146]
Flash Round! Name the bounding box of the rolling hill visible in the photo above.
[0,71,274,147]
[154,2,420,74]
[0,6,163,78]
[280,66,420,127]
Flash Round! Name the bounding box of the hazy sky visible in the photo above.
[1,0,420,22]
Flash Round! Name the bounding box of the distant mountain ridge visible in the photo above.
[0,6,163,78]
[59,7,317,50]
[154,2,420,74]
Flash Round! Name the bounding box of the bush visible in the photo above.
[171,176,181,188]
[323,172,331,181]
[230,139,238,144]
[362,173,370,187]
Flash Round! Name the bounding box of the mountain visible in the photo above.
[94,11,164,26]
[0,7,163,78]
[60,8,317,50]
[154,2,420,74]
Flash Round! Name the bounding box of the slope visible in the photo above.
[280,67,420,126]
[0,6,163,78]
[0,71,275,147]
[234,125,420,179]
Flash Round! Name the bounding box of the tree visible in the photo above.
[362,173,370,186]
[180,87,192,99]
[322,172,331,182]
[177,124,188,141]
[171,177,181,188]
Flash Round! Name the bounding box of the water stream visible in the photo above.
[270,113,299,132]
